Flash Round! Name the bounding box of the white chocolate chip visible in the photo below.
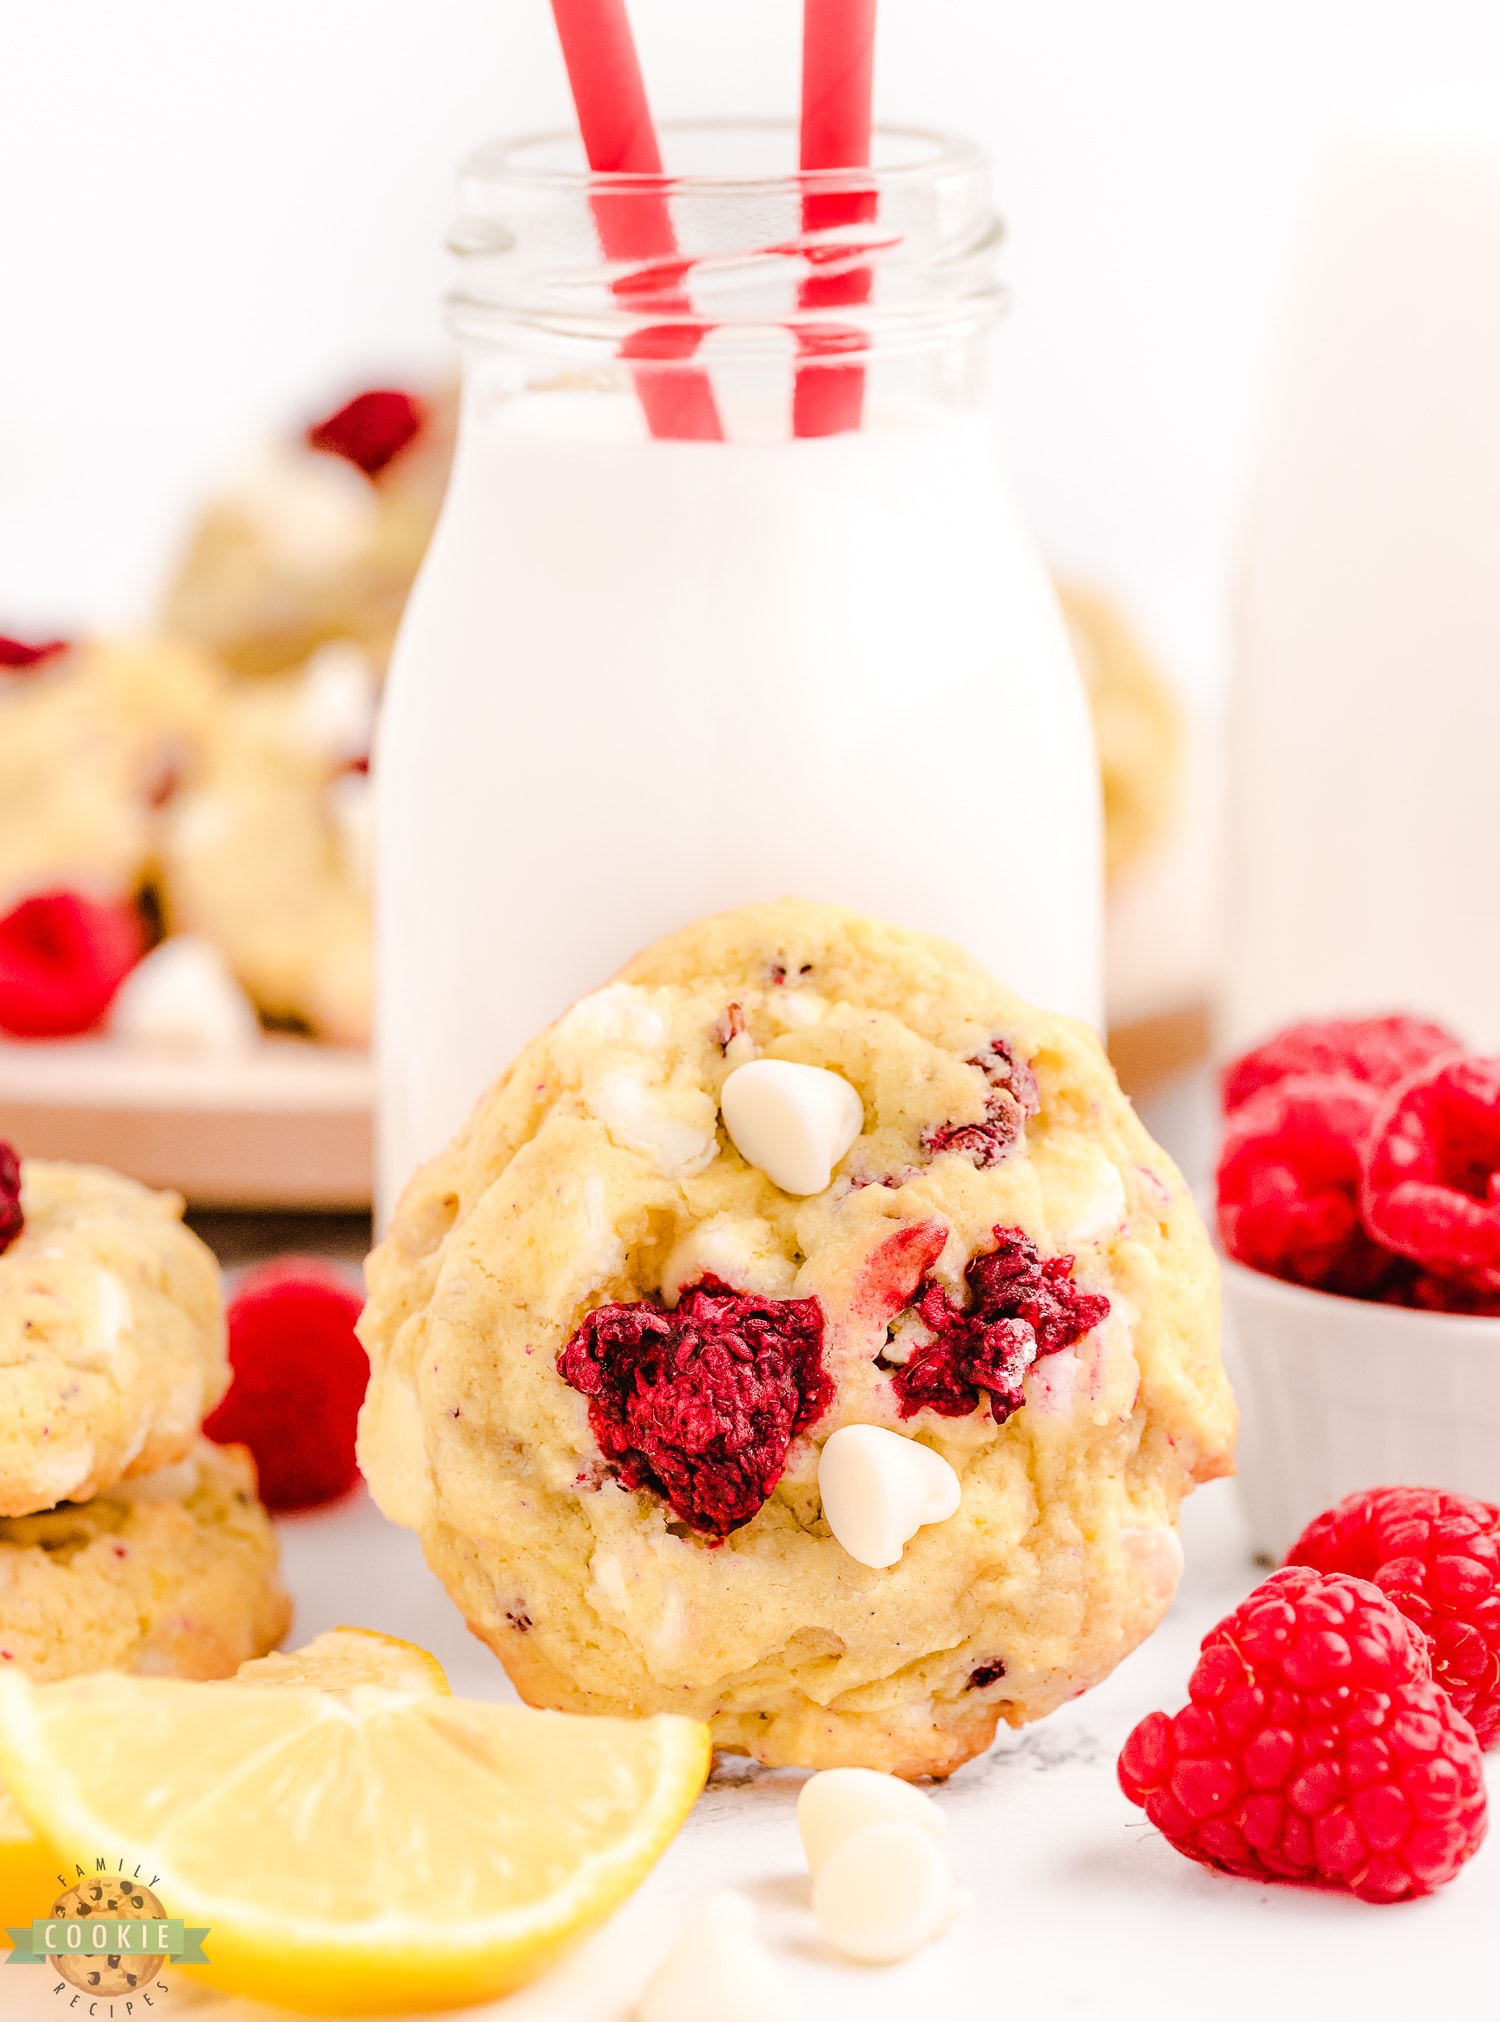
[818,1424,960,1569]
[720,1059,863,1195]
[235,442,377,577]
[798,1767,945,1879]
[110,936,260,1054]
[588,1071,719,1177]
[812,1820,961,1964]
[1067,1153,1128,1245]
[295,640,379,767]
[637,1891,793,2022]
[659,1215,795,1307]
[559,982,667,1049]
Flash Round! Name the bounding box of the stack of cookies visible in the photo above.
[0,1142,289,1681]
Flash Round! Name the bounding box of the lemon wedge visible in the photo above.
[0,1670,710,2014]
[0,1627,450,1930]
[235,1625,451,1695]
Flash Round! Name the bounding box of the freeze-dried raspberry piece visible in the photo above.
[0,635,69,672]
[1361,1055,1500,1288]
[557,1278,831,1537]
[0,890,143,1039]
[1118,1565,1488,1901]
[891,1226,1109,1425]
[922,1035,1039,1170]
[306,388,424,476]
[0,1140,21,1257]
[1286,1487,1500,1748]
[1216,1074,1391,1296]
[1223,1015,1459,1114]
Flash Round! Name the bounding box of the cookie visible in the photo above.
[0,1438,290,1680]
[159,650,374,1044]
[1057,581,1183,880]
[0,634,225,915]
[160,383,456,678]
[0,1159,227,1516]
[359,900,1233,1776]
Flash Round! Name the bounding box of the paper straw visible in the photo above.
[549,0,723,440]
[795,0,878,437]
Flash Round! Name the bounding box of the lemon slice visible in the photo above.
[235,1625,451,1695]
[0,1628,450,1929]
[0,1671,710,2015]
[0,1782,57,1936]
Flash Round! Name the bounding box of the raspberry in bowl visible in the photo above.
[1217,1014,1500,1557]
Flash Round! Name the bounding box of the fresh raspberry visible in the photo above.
[1118,1565,1487,1901]
[1222,1015,1459,1114]
[1215,1073,1393,1296]
[1388,1268,1500,1317]
[0,1140,21,1257]
[1361,1055,1500,1291]
[306,388,424,476]
[557,1278,831,1537]
[0,890,143,1039]
[204,1259,368,1512]
[1287,1488,1500,1747]
[891,1226,1110,1425]
[0,635,69,672]
[923,1035,1039,1170]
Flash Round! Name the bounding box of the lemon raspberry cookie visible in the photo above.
[0,1154,227,1515]
[159,646,375,1043]
[0,1438,289,1680]
[359,901,1233,1776]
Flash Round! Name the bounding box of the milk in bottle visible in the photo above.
[377,125,1102,1209]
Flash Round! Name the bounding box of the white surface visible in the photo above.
[377,395,1102,1205]
[16,1473,1484,2022]
[1224,1257,1500,1560]
[1229,70,1500,1051]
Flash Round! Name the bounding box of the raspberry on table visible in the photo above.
[891,1226,1110,1425]
[1222,1015,1459,1115]
[306,388,425,477]
[1361,1054,1500,1290]
[1215,1073,1393,1296]
[1286,1487,1500,1748]
[1117,1565,1487,1901]
[0,1140,21,1257]
[0,890,143,1039]
[204,1258,369,1512]
[0,634,70,672]
[557,1279,833,1537]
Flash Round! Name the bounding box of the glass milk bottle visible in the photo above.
[377,123,1102,1211]
[1230,81,1500,1054]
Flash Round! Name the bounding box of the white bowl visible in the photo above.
[1222,1257,1500,1561]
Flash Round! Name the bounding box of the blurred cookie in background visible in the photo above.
[0,633,225,917]
[1057,581,1222,1092]
[159,643,376,1047]
[160,381,457,678]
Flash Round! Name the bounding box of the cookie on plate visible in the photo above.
[160,383,456,678]
[359,900,1233,1776]
[0,1439,290,1680]
[0,634,225,915]
[159,645,375,1045]
[0,1156,227,1516]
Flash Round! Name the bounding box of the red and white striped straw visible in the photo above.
[549,0,723,441]
[795,0,879,438]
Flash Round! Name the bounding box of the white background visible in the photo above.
[2,0,1494,700]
